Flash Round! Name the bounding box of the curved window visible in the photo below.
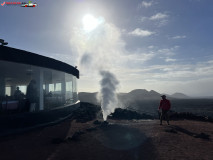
[0,60,78,114]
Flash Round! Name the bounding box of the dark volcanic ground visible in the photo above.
[0,119,212,160]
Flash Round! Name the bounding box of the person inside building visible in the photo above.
[14,87,24,100]
[158,95,171,125]
[26,80,38,112]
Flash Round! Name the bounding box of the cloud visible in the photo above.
[165,58,177,62]
[150,13,169,20]
[155,46,179,63]
[140,16,148,22]
[207,60,213,64]
[149,13,169,27]
[158,19,169,27]
[140,1,153,8]
[67,15,213,97]
[116,59,213,84]
[129,28,154,37]
[139,13,169,26]
[157,46,179,55]
[148,45,155,49]
[142,78,213,97]
[103,57,213,96]
[172,35,186,39]
[152,61,212,80]
[121,52,155,64]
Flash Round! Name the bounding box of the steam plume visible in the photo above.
[99,70,119,121]
[69,16,124,121]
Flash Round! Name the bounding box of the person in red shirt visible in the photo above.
[158,95,171,125]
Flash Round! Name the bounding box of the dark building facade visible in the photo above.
[0,46,79,114]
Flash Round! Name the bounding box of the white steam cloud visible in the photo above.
[69,15,124,120]
[99,71,119,121]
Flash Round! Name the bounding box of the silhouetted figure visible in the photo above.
[26,80,37,112]
[158,95,171,125]
[14,87,23,100]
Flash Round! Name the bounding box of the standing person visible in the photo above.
[158,95,171,125]
[26,80,37,112]
[14,87,23,99]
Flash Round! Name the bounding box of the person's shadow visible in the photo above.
[166,125,210,140]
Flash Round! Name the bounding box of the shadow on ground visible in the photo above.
[165,125,211,140]
[94,124,158,160]
[96,124,147,150]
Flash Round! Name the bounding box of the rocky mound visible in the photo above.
[169,111,213,122]
[109,108,154,120]
[73,103,213,123]
[72,102,101,123]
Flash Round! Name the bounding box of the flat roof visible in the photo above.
[0,46,79,78]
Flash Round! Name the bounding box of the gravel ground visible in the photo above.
[0,119,212,160]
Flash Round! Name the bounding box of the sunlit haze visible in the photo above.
[82,14,100,31]
[1,0,213,97]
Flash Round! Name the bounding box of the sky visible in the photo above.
[1,0,213,96]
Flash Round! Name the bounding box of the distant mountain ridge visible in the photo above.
[78,89,190,104]
[170,92,190,99]
[127,89,162,100]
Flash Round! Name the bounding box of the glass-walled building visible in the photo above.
[0,46,79,114]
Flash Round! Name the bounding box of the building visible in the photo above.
[0,46,79,129]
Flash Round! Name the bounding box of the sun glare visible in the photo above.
[82,14,99,31]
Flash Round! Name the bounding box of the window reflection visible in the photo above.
[0,60,78,115]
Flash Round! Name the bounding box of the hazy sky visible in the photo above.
[1,0,213,96]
